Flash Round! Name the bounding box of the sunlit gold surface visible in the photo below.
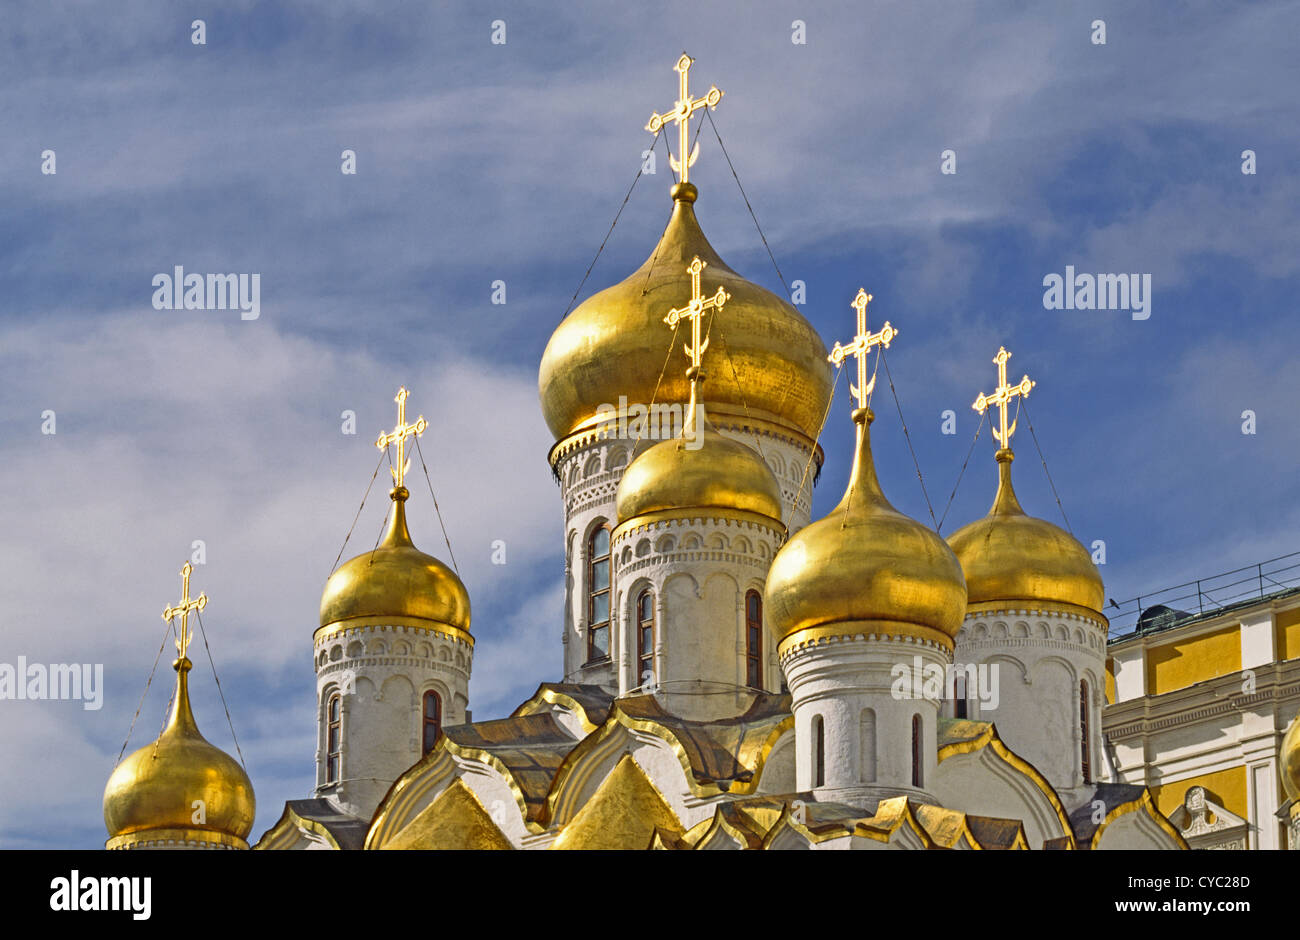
[828,288,896,407]
[319,489,471,632]
[375,386,428,490]
[615,417,783,525]
[384,779,513,850]
[946,450,1104,615]
[539,181,832,445]
[551,753,684,850]
[766,408,968,645]
[645,54,723,184]
[972,346,1034,448]
[1281,711,1300,801]
[103,657,255,849]
[614,251,783,527]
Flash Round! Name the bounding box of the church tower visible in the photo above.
[537,56,832,692]
[610,254,788,718]
[765,295,968,806]
[946,348,1107,796]
[104,563,256,850]
[314,387,472,819]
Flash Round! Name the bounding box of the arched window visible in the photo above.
[587,526,611,662]
[812,714,825,788]
[326,693,341,784]
[745,590,763,688]
[953,672,968,720]
[911,714,923,787]
[1080,680,1091,783]
[422,690,442,755]
[860,709,877,783]
[636,589,654,688]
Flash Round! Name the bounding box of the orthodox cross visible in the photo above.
[828,288,897,409]
[663,256,728,372]
[162,561,207,660]
[375,387,428,489]
[972,346,1034,448]
[645,54,724,184]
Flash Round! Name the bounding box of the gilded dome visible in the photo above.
[103,658,255,849]
[765,409,968,648]
[539,182,832,446]
[615,402,783,526]
[1281,711,1300,802]
[319,488,471,636]
[946,450,1104,616]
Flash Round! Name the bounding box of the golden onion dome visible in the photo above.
[319,487,471,637]
[615,392,783,526]
[946,449,1104,617]
[103,657,255,849]
[1281,710,1300,802]
[539,182,832,446]
[765,408,967,649]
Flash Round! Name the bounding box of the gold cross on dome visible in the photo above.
[162,561,207,660]
[375,387,428,489]
[664,256,728,372]
[829,288,897,410]
[645,54,724,184]
[973,346,1035,448]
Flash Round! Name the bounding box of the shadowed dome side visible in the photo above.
[539,183,832,446]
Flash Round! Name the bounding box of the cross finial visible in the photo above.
[162,561,207,661]
[376,387,428,491]
[664,256,728,373]
[645,54,724,184]
[829,288,897,410]
[973,346,1034,449]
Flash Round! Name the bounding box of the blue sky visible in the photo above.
[1,1,1297,848]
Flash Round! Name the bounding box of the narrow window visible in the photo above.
[953,673,968,720]
[326,693,341,784]
[422,690,442,755]
[860,709,877,783]
[911,714,923,787]
[636,589,654,687]
[813,714,825,788]
[587,526,611,662]
[745,590,763,688]
[1080,680,1091,783]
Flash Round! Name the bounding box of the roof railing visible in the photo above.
[1106,551,1300,640]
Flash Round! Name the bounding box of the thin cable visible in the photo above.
[414,433,460,576]
[937,411,987,533]
[1020,397,1074,536]
[795,363,843,520]
[115,618,176,767]
[712,319,768,466]
[194,607,247,770]
[368,448,396,566]
[637,118,703,298]
[561,126,663,321]
[330,447,387,575]
[705,109,790,296]
[880,349,940,530]
[635,329,681,451]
